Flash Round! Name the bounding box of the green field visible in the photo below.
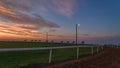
[0,41,100,68]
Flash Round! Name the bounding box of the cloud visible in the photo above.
[79,34,90,36]
[49,0,77,17]
[0,0,77,17]
[0,23,44,38]
[0,0,60,37]
[0,1,59,28]
[30,0,77,17]
[0,24,30,35]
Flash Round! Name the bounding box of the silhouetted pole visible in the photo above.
[76,24,80,59]
[46,32,48,43]
[76,24,80,45]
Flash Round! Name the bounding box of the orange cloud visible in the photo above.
[0,0,60,28]
[0,6,15,15]
[0,0,60,40]
[0,23,42,38]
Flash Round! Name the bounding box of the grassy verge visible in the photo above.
[0,41,76,48]
[0,42,101,68]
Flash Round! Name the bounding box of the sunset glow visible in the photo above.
[0,0,120,44]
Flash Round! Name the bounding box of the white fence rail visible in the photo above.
[0,46,102,63]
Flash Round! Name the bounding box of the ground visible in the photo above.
[28,46,120,68]
[0,42,98,68]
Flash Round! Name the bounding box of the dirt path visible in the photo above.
[29,47,120,68]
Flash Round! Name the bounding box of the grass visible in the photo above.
[0,41,76,48]
[0,41,100,68]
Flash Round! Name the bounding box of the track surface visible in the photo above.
[28,47,120,68]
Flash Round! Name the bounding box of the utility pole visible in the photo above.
[76,24,80,45]
[46,32,48,43]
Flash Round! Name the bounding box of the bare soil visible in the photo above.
[28,47,120,68]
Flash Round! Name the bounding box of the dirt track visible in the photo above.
[29,47,120,68]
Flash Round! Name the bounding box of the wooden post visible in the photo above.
[91,47,94,55]
[77,47,79,59]
[49,49,52,63]
[97,47,99,53]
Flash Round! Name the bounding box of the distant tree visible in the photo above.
[46,40,48,43]
[61,41,64,43]
[72,41,75,44]
[81,41,85,44]
[38,40,41,42]
[51,40,54,43]
[66,41,70,44]
[24,39,27,42]
[31,40,33,42]
[35,40,37,42]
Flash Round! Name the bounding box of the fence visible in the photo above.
[0,45,102,63]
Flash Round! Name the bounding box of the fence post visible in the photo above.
[97,47,99,53]
[91,47,94,55]
[49,49,52,63]
[77,47,79,59]
[117,45,119,48]
[101,46,103,50]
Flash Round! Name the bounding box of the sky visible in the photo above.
[0,0,120,44]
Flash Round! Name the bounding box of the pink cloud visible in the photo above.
[0,0,77,17]
[38,0,77,17]
[51,0,76,17]
[39,6,48,12]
